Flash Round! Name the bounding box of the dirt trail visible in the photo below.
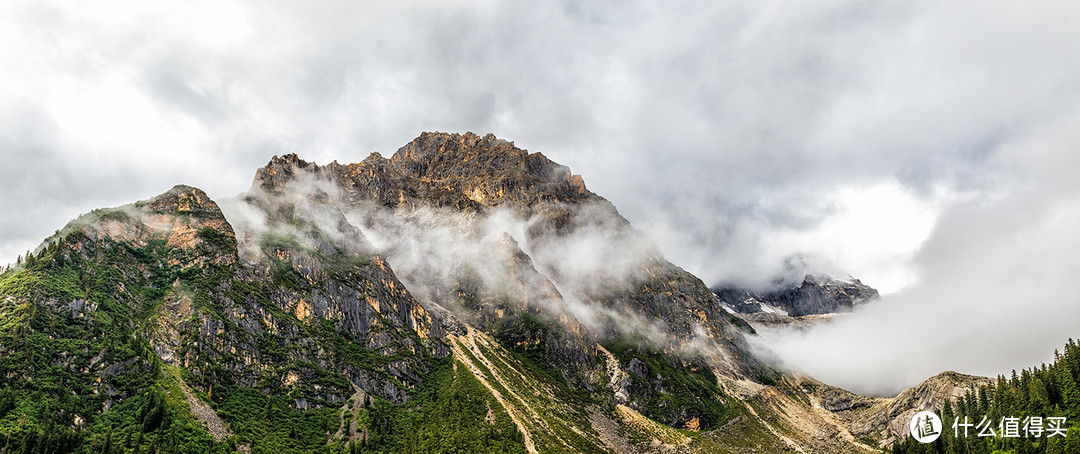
[173,374,237,444]
[448,329,538,454]
[804,393,880,452]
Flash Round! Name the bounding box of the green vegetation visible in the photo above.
[350,357,525,453]
[0,192,853,453]
[258,230,304,252]
[489,308,741,448]
[257,229,370,287]
[270,255,309,291]
[604,334,733,431]
[454,333,609,453]
[216,387,341,453]
[197,227,235,252]
[723,311,756,335]
[892,338,1080,454]
[490,312,577,393]
[0,229,239,453]
[0,209,533,453]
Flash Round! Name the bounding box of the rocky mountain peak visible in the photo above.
[145,185,226,219]
[390,131,516,166]
[249,132,592,209]
[715,273,880,320]
[784,274,879,316]
[30,184,239,272]
[252,153,318,192]
[386,131,589,198]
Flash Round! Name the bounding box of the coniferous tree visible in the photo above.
[1059,367,1080,420]
[941,401,958,454]
[1068,339,1080,380]
[992,374,1009,421]
[1047,433,1066,454]
[957,389,970,420]
[1031,377,1051,413]
[978,387,990,416]
[101,427,114,454]
[1066,426,1080,454]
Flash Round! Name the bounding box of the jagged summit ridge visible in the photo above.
[715,273,880,319]
[146,184,227,218]
[389,132,585,189]
[254,132,590,208]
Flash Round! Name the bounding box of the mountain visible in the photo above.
[0,131,1068,453]
[714,274,880,325]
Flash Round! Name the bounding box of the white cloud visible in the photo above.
[758,109,1080,396]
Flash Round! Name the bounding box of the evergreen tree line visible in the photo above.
[893,338,1080,453]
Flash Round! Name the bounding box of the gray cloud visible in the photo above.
[2,0,1080,393]
[758,111,1080,396]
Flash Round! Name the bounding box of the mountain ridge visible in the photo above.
[0,131,1041,453]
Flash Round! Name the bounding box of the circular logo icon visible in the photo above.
[909,411,942,443]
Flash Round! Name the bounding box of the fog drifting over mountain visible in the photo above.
[2,0,1080,394]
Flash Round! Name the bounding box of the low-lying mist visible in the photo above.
[745,126,1080,396]
[217,166,696,351]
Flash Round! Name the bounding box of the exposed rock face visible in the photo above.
[715,274,880,318]
[255,132,590,211]
[714,287,766,314]
[246,132,766,381]
[770,275,880,316]
[233,132,772,433]
[879,371,994,441]
[60,185,238,266]
[789,370,997,449]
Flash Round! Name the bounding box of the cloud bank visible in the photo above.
[760,111,1080,396]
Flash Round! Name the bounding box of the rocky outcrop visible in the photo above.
[715,274,880,319]
[770,275,879,316]
[791,371,995,448]
[253,132,591,212]
[52,185,238,266]
[879,371,994,442]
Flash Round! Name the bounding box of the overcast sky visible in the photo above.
[3,0,1079,395]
